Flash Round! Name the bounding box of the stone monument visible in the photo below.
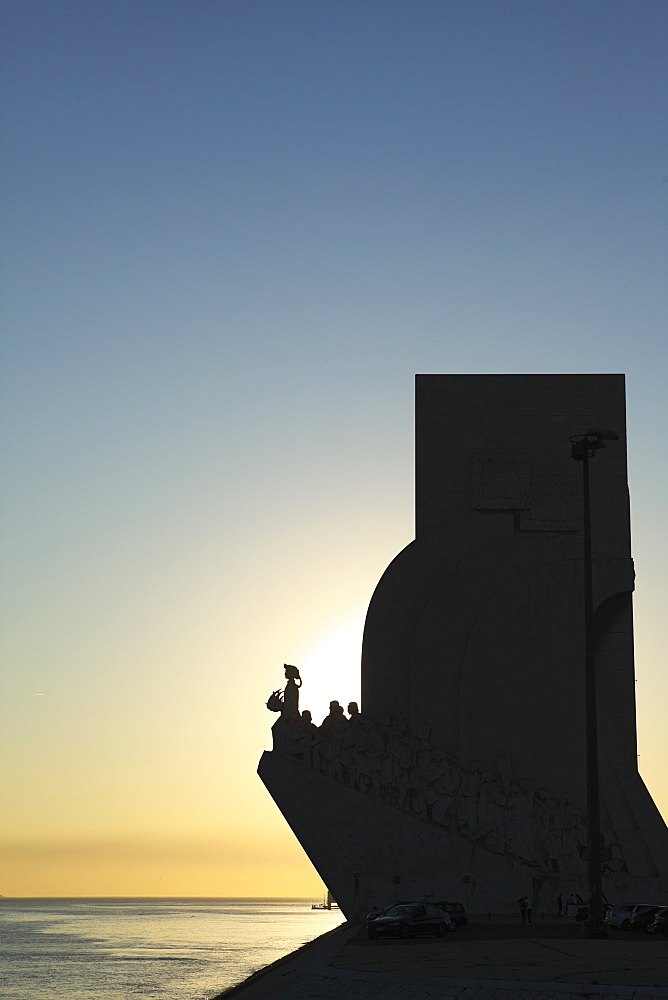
[258,374,668,918]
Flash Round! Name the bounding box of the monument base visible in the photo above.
[258,751,666,920]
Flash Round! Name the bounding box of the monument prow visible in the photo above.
[259,375,668,918]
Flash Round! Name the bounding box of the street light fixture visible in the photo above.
[570,428,618,939]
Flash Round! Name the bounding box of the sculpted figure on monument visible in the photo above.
[289,709,320,766]
[429,752,462,827]
[265,678,624,876]
[340,721,361,786]
[282,664,302,720]
[395,739,420,814]
[266,663,302,752]
[354,718,385,794]
[457,765,483,838]
[265,663,302,720]
[337,702,367,785]
[534,789,563,865]
[347,701,363,726]
[318,701,349,779]
[320,699,348,733]
[377,716,410,805]
[415,748,441,821]
[600,832,628,874]
[477,772,507,850]
[505,781,535,863]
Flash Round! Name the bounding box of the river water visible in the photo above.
[0,897,344,1000]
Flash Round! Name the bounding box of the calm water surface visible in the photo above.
[0,897,344,1000]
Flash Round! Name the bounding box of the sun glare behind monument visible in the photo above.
[298,617,363,726]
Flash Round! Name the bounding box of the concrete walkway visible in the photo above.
[214,919,668,1000]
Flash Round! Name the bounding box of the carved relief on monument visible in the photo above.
[265,667,627,877]
[472,453,578,532]
[472,452,530,510]
[520,473,578,533]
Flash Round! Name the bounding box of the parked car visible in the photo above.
[366,903,396,933]
[367,902,451,939]
[607,903,654,930]
[434,900,467,928]
[650,907,668,936]
[631,905,667,932]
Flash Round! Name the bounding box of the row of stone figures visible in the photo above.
[266,666,627,877]
[266,664,362,755]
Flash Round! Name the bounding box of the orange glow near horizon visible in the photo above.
[3,606,667,898]
[0,833,326,898]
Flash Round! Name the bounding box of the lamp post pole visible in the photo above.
[570,429,617,939]
[353,870,361,923]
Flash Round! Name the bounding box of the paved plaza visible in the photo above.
[217,918,668,1000]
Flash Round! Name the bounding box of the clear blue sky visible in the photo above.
[1,0,667,895]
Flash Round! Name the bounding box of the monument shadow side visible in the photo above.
[259,374,668,918]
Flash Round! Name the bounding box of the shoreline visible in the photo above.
[210,920,354,998]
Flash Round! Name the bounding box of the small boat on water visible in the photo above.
[311,890,339,910]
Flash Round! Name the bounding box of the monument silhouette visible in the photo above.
[259,374,668,918]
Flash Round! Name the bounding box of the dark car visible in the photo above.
[625,904,659,930]
[366,903,395,925]
[434,900,467,928]
[630,905,665,932]
[650,907,668,936]
[367,902,451,940]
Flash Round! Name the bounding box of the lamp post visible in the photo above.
[570,429,618,939]
[353,870,361,923]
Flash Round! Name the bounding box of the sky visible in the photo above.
[1,0,666,897]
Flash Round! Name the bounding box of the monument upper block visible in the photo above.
[415,373,629,553]
[363,374,636,789]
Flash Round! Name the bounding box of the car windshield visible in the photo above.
[383,905,414,917]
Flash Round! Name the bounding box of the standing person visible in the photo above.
[517,896,527,924]
[524,895,533,924]
[557,893,563,917]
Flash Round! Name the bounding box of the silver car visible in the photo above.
[607,903,655,930]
